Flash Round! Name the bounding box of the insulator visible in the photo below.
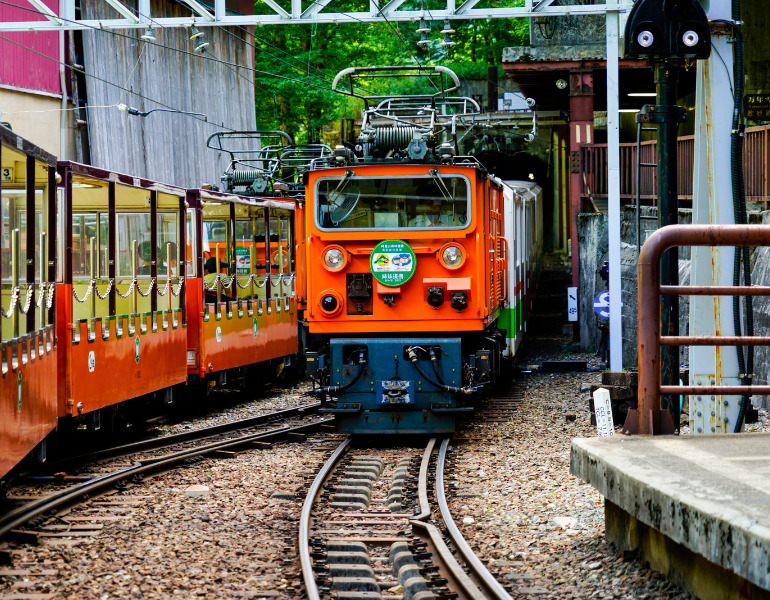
[230,168,265,185]
[373,126,418,151]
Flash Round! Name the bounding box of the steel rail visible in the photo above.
[436,438,513,600]
[299,437,351,600]
[39,401,322,470]
[0,420,328,539]
[410,437,486,600]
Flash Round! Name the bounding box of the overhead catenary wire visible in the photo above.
[0,0,345,101]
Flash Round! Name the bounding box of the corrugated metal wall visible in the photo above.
[79,0,255,189]
[0,0,61,95]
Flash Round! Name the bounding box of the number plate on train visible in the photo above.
[379,380,413,404]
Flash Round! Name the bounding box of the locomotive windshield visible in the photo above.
[315,174,469,230]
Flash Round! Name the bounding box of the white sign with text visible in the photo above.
[593,387,615,437]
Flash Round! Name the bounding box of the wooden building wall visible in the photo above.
[78,0,255,189]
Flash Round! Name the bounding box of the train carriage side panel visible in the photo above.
[56,164,188,418]
[494,176,518,357]
[501,181,543,338]
[187,191,299,380]
[0,126,58,479]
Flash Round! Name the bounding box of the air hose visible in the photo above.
[407,347,478,395]
[309,349,367,398]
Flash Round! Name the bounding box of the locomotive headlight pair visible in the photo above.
[438,243,466,270]
[322,245,348,272]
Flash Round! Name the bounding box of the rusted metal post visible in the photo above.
[637,227,662,435]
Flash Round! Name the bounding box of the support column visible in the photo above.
[655,63,680,429]
[690,3,741,434]
[557,124,570,252]
[569,69,594,288]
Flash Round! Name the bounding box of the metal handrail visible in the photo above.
[636,224,770,434]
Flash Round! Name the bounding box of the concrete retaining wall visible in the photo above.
[577,206,691,368]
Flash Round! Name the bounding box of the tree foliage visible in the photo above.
[252,4,529,142]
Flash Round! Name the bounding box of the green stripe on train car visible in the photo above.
[498,302,522,339]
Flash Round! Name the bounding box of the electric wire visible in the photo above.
[0,33,220,127]
[0,0,343,96]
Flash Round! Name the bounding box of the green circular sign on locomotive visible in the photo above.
[369,239,417,287]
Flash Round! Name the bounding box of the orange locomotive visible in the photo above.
[302,66,542,434]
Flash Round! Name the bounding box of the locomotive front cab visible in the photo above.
[304,163,508,434]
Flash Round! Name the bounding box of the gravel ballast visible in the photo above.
[3,318,767,598]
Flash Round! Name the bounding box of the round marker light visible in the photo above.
[321,295,338,312]
[637,30,654,48]
[322,245,348,272]
[682,30,699,47]
[439,243,466,270]
[317,289,344,316]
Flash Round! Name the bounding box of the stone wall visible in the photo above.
[749,212,770,407]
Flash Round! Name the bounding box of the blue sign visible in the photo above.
[594,291,610,319]
[593,291,622,319]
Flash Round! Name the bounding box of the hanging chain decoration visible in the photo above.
[45,283,55,310]
[72,280,95,304]
[157,277,172,297]
[34,282,47,308]
[202,274,220,292]
[235,274,256,289]
[220,274,236,291]
[157,276,186,297]
[116,279,137,299]
[0,287,20,319]
[136,278,156,298]
[170,277,185,297]
[34,282,54,308]
[95,280,114,301]
[17,285,37,315]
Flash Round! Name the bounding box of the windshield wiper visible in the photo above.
[428,168,452,202]
[331,170,355,201]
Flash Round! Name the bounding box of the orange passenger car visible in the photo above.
[184,189,299,390]
[0,126,58,478]
[56,163,188,431]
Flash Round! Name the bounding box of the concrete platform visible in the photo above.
[571,433,770,600]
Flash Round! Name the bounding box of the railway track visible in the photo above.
[0,402,329,542]
[299,437,513,600]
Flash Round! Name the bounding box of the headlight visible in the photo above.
[322,245,348,272]
[439,243,466,270]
